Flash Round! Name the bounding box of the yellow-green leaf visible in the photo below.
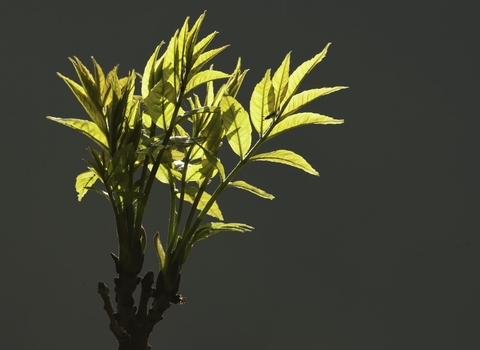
[164,30,180,90]
[47,117,109,151]
[249,149,319,176]
[177,16,190,67]
[272,52,290,108]
[193,31,218,59]
[91,57,106,100]
[268,112,344,140]
[205,80,214,106]
[69,57,99,105]
[282,86,348,117]
[141,43,163,99]
[284,43,331,104]
[220,96,252,158]
[75,170,99,201]
[144,79,176,130]
[228,180,274,199]
[154,232,166,271]
[186,12,205,58]
[193,222,254,243]
[185,70,230,95]
[249,69,275,135]
[57,73,105,130]
[181,187,223,220]
[191,45,229,74]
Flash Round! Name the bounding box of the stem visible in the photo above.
[177,114,281,253]
[133,78,188,241]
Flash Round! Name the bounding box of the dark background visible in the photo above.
[1,1,479,349]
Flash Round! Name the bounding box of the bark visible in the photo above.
[98,270,185,350]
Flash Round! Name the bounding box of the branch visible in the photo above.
[97,282,129,342]
[136,271,154,320]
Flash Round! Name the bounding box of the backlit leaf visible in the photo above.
[141,43,163,99]
[193,31,218,60]
[144,79,176,130]
[272,52,290,108]
[57,73,106,131]
[47,117,109,151]
[268,112,344,140]
[249,149,319,176]
[249,69,275,135]
[69,57,99,105]
[221,96,252,158]
[154,232,166,271]
[193,222,254,243]
[185,70,230,95]
[228,180,274,199]
[91,57,106,100]
[191,45,229,74]
[282,86,348,117]
[75,170,99,201]
[181,187,223,220]
[284,43,331,105]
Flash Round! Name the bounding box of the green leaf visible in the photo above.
[197,106,223,155]
[69,57,100,106]
[47,117,109,151]
[193,222,254,243]
[176,105,221,124]
[57,73,106,131]
[220,96,252,158]
[191,45,229,74]
[144,79,176,130]
[272,52,291,108]
[205,80,215,106]
[193,31,218,60]
[282,86,348,117]
[193,152,224,184]
[141,43,164,99]
[180,187,223,220]
[284,43,331,105]
[75,170,99,201]
[184,14,204,68]
[249,149,319,176]
[268,112,344,140]
[185,70,230,95]
[154,232,166,271]
[228,180,274,199]
[249,69,275,136]
[163,30,180,90]
[91,57,106,100]
[224,58,248,99]
[176,16,191,71]
[151,163,179,185]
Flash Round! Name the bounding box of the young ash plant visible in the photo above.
[48,12,346,350]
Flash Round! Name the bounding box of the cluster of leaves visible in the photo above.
[48,13,346,292]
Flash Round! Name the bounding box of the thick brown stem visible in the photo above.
[99,271,186,350]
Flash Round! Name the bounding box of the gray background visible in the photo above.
[1,1,479,349]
